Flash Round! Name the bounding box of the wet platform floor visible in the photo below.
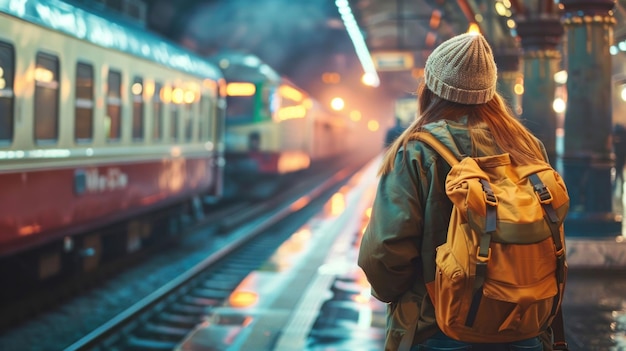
[175,156,626,351]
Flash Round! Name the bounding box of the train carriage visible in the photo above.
[210,51,354,198]
[0,0,226,281]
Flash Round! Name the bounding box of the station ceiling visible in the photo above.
[354,0,522,56]
[142,0,626,99]
[352,0,626,56]
[350,0,626,94]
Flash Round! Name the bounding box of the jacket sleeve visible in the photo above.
[357,150,424,303]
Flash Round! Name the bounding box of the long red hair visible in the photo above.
[380,83,545,175]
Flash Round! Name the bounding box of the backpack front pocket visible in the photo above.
[433,243,469,329]
[479,273,558,334]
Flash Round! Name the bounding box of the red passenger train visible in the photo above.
[0,1,226,281]
[0,0,358,290]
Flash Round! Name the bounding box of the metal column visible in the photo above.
[516,14,564,163]
[494,51,522,117]
[560,0,621,237]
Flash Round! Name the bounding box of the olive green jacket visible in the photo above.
[357,118,552,350]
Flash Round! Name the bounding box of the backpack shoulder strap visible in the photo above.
[413,132,461,166]
[552,307,569,350]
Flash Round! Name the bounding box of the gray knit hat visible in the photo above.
[424,33,497,105]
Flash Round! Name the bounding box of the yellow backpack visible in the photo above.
[415,132,570,345]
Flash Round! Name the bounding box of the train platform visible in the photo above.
[174,155,626,351]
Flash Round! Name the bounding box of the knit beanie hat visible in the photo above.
[424,33,497,105]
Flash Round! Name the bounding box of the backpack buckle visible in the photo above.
[479,179,497,206]
[533,183,553,204]
[553,341,569,350]
[555,246,565,257]
[476,247,491,263]
[483,190,497,206]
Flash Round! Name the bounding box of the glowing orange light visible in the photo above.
[291,196,311,211]
[277,152,311,174]
[172,88,184,104]
[19,224,41,236]
[279,85,303,101]
[184,91,195,104]
[160,86,172,103]
[144,81,155,97]
[429,10,441,29]
[467,23,480,34]
[425,32,437,47]
[330,97,345,111]
[229,291,258,308]
[34,67,53,82]
[276,105,307,121]
[330,193,346,216]
[218,78,227,97]
[367,120,380,132]
[227,82,256,96]
[322,72,341,84]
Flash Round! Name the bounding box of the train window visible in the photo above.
[171,104,178,142]
[34,53,59,143]
[262,85,277,122]
[132,76,144,141]
[184,102,193,142]
[153,82,163,141]
[75,62,94,142]
[106,70,122,141]
[225,95,254,125]
[199,95,210,141]
[0,42,15,143]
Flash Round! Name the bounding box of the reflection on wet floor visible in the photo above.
[305,243,386,351]
[307,281,386,351]
[564,172,626,350]
[563,270,626,351]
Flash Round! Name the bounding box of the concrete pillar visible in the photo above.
[516,17,564,164]
[494,50,521,116]
[560,0,621,237]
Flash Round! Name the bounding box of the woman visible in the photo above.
[357,33,553,351]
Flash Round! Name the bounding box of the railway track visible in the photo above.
[0,156,369,351]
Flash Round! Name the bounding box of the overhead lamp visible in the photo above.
[330,97,345,111]
[335,0,380,87]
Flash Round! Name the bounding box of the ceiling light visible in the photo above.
[335,0,380,87]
